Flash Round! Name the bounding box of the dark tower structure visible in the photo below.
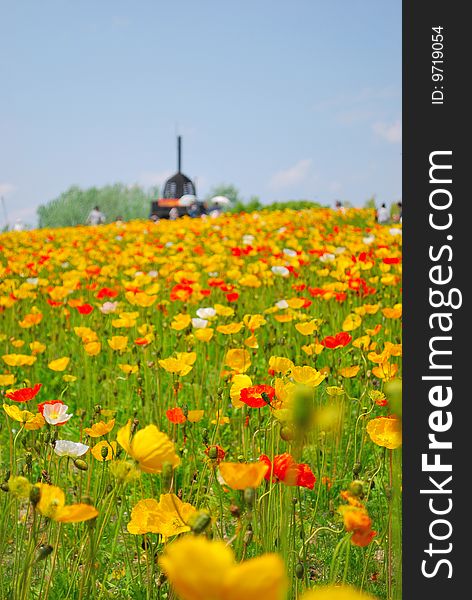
[162,136,196,199]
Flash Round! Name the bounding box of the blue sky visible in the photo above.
[0,0,401,226]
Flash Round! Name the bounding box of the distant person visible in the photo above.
[86,206,106,225]
[209,205,222,218]
[149,213,160,223]
[169,207,179,220]
[188,203,199,218]
[334,200,346,214]
[397,201,402,223]
[13,219,24,231]
[377,203,390,224]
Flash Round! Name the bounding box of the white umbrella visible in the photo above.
[211,195,231,206]
[179,194,197,207]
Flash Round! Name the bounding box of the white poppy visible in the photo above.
[54,440,89,458]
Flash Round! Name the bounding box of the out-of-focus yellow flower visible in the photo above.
[84,419,115,437]
[35,483,98,522]
[295,320,319,335]
[352,335,371,350]
[339,365,360,378]
[171,313,192,331]
[286,297,306,309]
[301,343,324,356]
[84,341,101,356]
[243,314,266,330]
[342,313,362,332]
[372,363,398,380]
[0,374,16,386]
[29,341,46,355]
[108,336,128,351]
[159,352,196,376]
[239,274,261,288]
[382,305,402,319]
[194,328,214,342]
[214,303,234,317]
[187,410,204,423]
[127,493,196,538]
[117,420,180,473]
[125,291,157,307]
[118,364,139,374]
[63,374,77,382]
[224,349,251,373]
[2,354,36,367]
[11,340,25,348]
[219,462,268,490]
[300,585,376,600]
[211,410,230,425]
[91,440,117,461]
[244,334,259,348]
[217,322,243,335]
[74,327,98,342]
[159,536,288,600]
[18,312,43,328]
[291,366,326,387]
[48,357,70,371]
[8,476,32,499]
[366,416,402,449]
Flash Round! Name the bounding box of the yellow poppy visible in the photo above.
[29,341,46,355]
[224,349,251,373]
[268,356,294,375]
[295,320,319,335]
[171,313,192,331]
[291,366,326,387]
[194,328,214,342]
[107,336,128,351]
[219,462,268,490]
[339,365,360,378]
[48,357,70,371]
[127,493,196,538]
[116,420,180,473]
[0,374,16,386]
[342,313,362,332]
[187,410,204,423]
[366,416,402,449]
[217,322,243,335]
[84,419,115,437]
[84,341,101,356]
[159,536,287,600]
[2,354,36,367]
[300,585,376,600]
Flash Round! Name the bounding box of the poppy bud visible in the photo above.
[243,487,255,508]
[230,504,241,518]
[161,462,173,490]
[101,446,109,460]
[74,459,88,471]
[189,510,211,534]
[349,480,364,498]
[244,524,253,545]
[35,545,53,562]
[30,485,41,507]
[207,446,218,460]
[295,562,305,579]
[353,462,362,476]
[280,425,295,441]
[237,455,245,462]
[1,483,9,493]
[94,405,102,413]
[25,452,33,468]
[202,428,209,445]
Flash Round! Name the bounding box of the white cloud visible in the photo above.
[0,182,16,196]
[269,159,313,189]
[373,120,402,143]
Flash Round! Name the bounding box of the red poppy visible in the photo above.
[76,304,94,315]
[226,292,239,302]
[6,383,42,403]
[134,337,151,346]
[259,453,316,489]
[320,332,352,349]
[170,283,193,302]
[96,287,118,299]
[37,399,65,415]
[47,299,63,307]
[166,407,187,424]
[240,385,275,408]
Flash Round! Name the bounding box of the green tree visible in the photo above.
[37,184,156,228]
[206,183,241,205]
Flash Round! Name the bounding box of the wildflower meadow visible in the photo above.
[0,207,402,600]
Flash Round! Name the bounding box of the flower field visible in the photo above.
[0,207,402,600]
